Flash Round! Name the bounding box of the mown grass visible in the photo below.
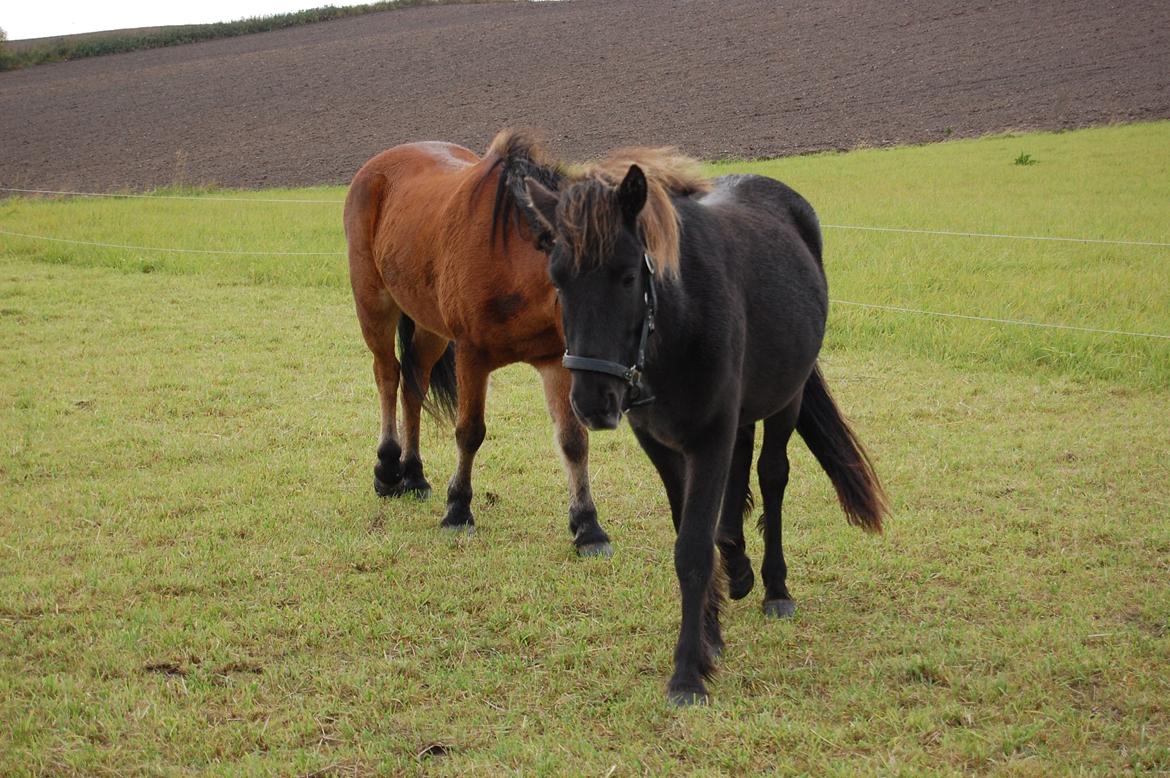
[2,123,1169,774]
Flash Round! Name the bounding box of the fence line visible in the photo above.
[0,187,342,205]
[4,185,1169,249]
[822,223,1170,248]
[0,229,344,257]
[831,300,1170,341]
[2,227,1168,341]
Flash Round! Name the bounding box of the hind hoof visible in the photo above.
[373,475,406,498]
[440,522,475,536]
[728,567,755,600]
[763,599,796,619]
[577,541,614,559]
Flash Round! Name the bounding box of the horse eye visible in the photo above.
[621,273,637,288]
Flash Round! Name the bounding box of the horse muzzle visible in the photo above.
[569,376,625,431]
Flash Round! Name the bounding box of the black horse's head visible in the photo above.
[525,164,656,430]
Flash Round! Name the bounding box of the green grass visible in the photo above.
[5,121,1168,387]
[2,123,1169,774]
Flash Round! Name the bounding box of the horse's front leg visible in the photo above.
[631,426,684,531]
[441,349,489,532]
[669,421,735,706]
[537,361,612,557]
[718,423,757,601]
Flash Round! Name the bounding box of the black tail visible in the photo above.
[797,365,887,532]
[397,314,458,424]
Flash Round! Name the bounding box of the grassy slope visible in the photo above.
[1,123,1169,774]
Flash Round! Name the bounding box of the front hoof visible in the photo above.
[440,503,474,533]
[441,523,475,536]
[763,599,797,619]
[576,541,614,559]
[667,688,710,707]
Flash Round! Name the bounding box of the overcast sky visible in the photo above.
[3,0,373,40]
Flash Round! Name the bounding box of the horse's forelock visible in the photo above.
[559,180,620,271]
[558,173,684,279]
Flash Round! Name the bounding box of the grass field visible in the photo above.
[2,122,1169,774]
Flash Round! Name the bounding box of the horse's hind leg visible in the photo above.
[353,287,407,497]
[718,423,756,601]
[537,361,612,557]
[758,400,801,619]
[440,348,489,532]
[398,326,450,498]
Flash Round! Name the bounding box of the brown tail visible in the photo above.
[796,364,888,532]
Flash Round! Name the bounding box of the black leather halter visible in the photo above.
[562,252,658,410]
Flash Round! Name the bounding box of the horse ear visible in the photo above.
[523,178,559,250]
[618,164,648,226]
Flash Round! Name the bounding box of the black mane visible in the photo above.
[483,131,565,249]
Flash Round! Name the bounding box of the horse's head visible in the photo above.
[525,165,657,430]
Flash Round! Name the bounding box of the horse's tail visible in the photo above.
[797,365,887,532]
[397,314,458,424]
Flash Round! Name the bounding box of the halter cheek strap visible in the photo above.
[562,252,658,410]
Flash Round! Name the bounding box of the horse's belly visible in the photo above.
[738,321,824,421]
[376,256,453,339]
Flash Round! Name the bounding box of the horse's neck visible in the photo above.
[648,270,703,368]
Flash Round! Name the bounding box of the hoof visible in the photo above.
[440,522,475,536]
[440,502,474,531]
[373,475,406,498]
[728,566,755,601]
[763,599,796,619]
[576,541,614,559]
[667,689,710,707]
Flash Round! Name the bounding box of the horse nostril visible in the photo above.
[599,387,619,414]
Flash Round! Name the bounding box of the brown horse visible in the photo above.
[343,131,614,555]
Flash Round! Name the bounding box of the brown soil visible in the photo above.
[1,0,1168,191]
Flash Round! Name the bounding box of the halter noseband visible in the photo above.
[562,252,658,410]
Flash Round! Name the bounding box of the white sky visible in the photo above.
[3,0,373,41]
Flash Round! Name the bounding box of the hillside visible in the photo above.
[1,0,1168,191]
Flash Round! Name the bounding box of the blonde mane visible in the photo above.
[557,147,709,278]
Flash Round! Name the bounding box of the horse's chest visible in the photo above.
[629,412,689,453]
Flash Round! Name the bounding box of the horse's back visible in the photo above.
[690,174,829,416]
[344,141,486,338]
[699,173,821,257]
[345,141,479,238]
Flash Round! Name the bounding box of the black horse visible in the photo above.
[522,158,888,705]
